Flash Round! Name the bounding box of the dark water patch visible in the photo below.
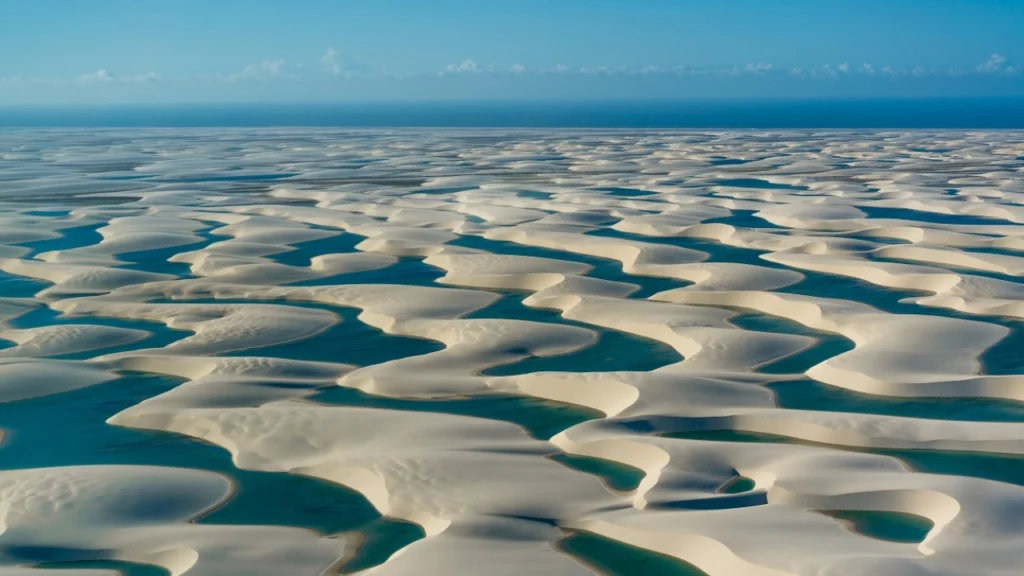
[471,293,682,376]
[449,232,686,297]
[592,187,658,198]
[818,510,933,544]
[714,178,808,191]
[0,372,407,540]
[114,226,222,277]
[719,475,757,494]
[963,245,1024,258]
[8,99,1024,129]
[271,231,366,268]
[652,238,937,317]
[908,147,953,154]
[588,226,760,265]
[312,386,599,441]
[22,209,71,217]
[655,490,767,510]
[719,307,1024,423]
[980,322,1024,375]
[704,209,786,230]
[588,228,929,317]
[160,173,299,183]
[7,304,190,359]
[559,228,1024,376]
[150,297,444,366]
[290,256,446,288]
[865,249,1022,283]
[842,232,912,245]
[709,158,749,166]
[0,269,49,297]
[663,430,1024,487]
[551,454,645,492]
[859,206,1014,226]
[768,379,1024,423]
[284,177,427,188]
[223,302,443,364]
[413,186,479,195]
[782,265,932,315]
[2,196,140,207]
[450,233,614,268]
[625,273,688,298]
[18,223,105,257]
[558,530,710,576]
[339,519,426,574]
[519,190,553,200]
[268,197,321,207]
[729,312,855,375]
[96,174,156,181]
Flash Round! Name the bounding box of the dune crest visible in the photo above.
[0,129,1021,575]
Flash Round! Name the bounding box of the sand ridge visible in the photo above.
[0,128,1021,575]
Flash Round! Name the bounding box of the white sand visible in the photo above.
[0,129,1022,575]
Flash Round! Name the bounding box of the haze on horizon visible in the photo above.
[2,0,1024,106]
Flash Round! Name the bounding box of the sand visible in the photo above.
[0,128,1021,575]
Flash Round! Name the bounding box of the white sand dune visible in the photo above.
[0,324,148,358]
[0,359,116,403]
[0,465,347,576]
[0,129,1021,575]
[653,288,1024,400]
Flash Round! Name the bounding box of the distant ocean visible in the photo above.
[1,98,1023,129]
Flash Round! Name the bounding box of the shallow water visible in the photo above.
[817,509,934,544]
[592,187,658,198]
[0,372,415,571]
[558,531,709,576]
[859,206,1015,226]
[663,430,1024,487]
[0,129,1021,575]
[18,222,105,258]
[713,178,809,191]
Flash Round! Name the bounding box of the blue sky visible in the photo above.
[2,0,1023,105]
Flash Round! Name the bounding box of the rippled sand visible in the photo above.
[0,129,1022,575]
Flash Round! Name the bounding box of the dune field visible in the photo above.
[0,128,1021,575]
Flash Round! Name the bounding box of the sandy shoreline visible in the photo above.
[0,129,1021,575]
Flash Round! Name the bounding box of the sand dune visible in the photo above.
[0,129,1021,575]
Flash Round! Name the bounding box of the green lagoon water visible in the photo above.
[818,510,934,544]
[1,183,1022,574]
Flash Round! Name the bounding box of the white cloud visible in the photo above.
[72,69,164,85]
[321,47,342,75]
[745,62,773,74]
[131,72,164,83]
[8,52,1024,92]
[75,69,115,84]
[226,58,296,81]
[977,53,1009,73]
[809,65,838,78]
[440,60,480,75]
